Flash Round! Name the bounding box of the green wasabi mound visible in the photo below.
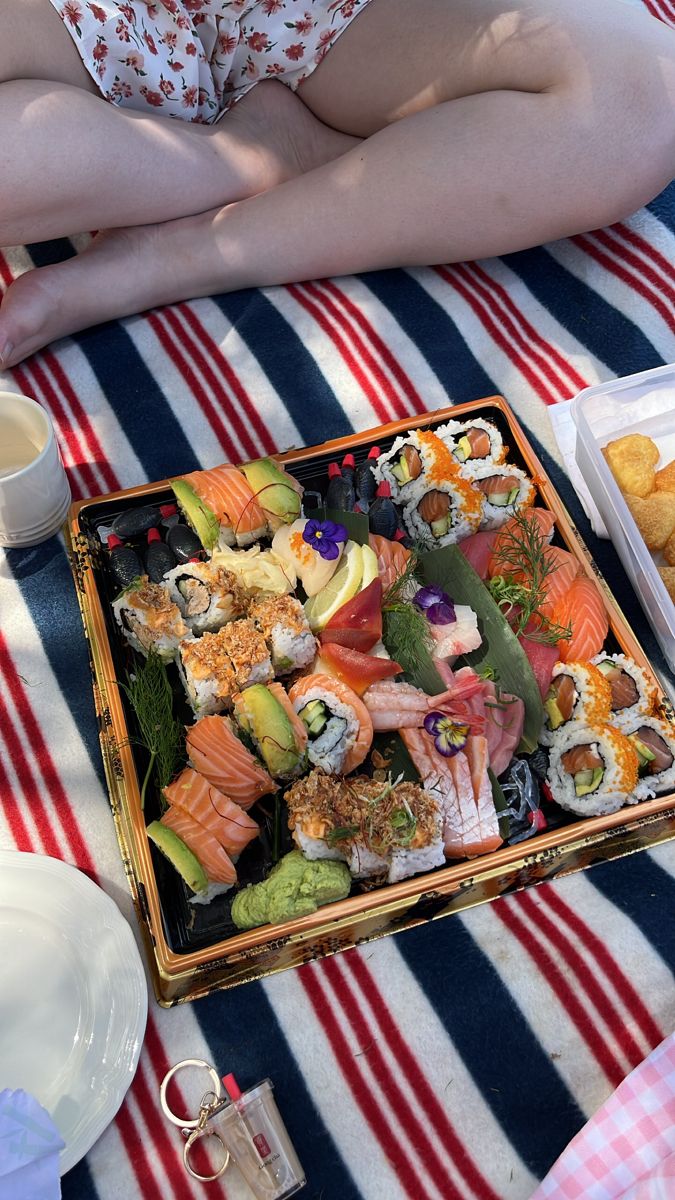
[231,850,351,930]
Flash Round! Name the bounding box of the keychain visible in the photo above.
[160,1058,306,1197]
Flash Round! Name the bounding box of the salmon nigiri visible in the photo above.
[181,463,267,546]
[160,806,237,885]
[163,767,260,857]
[186,715,276,809]
[549,576,609,662]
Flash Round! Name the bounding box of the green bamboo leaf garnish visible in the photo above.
[486,510,572,645]
[119,651,184,809]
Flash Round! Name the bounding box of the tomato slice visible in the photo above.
[320,578,383,653]
[316,642,401,696]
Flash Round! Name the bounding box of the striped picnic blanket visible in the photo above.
[2,39,675,1200]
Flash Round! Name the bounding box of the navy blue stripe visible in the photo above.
[589,852,675,974]
[362,269,499,404]
[213,290,353,444]
[195,978,361,1199]
[396,914,585,1178]
[62,1155,99,1197]
[6,539,105,785]
[500,246,664,377]
[647,181,675,235]
[25,244,200,486]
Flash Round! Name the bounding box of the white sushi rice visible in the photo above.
[165,561,243,634]
[373,432,427,503]
[546,722,638,816]
[388,837,446,884]
[293,829,346,861]
[112,581,187,660]
[540,662,611,748]
[462,461,535,530]
[402,476,482,548]
[612,713,675,800]
[293,686,359,774]
[269,620,316,675]
[176,636,234,716]
[592,653,658,727]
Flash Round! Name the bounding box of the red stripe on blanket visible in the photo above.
[434,266,561,405]
[319,280,427,415]
[495,896,628,1087]
[641,0,675,27]
[42,350,119,491]
[0,747,37,850]
[574,234,675,335]
[609,223,675,295]
[300,280,411,421]
[518,891,650,1068]
[344,952,501,1200]
[301,962,438,1200]
[176,303,276,456]
[541,889,663,1050]
[466,263,588,393]
[288,284,392,426]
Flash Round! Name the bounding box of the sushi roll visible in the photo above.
[177,631,237,716]
[592,653,659,726]
[546,721,640,816]
[374,428,464,504]
[248,594,317,675]
[540,661,613,747]
[435,417,506,467]
[402,473,482,548]
[165,561,247,634]
[288,674,374,775]
[172,463,268,552]
[112,576,188,659]
[614,714,675,799]
[233,682,308,780]
[463,462,536,530]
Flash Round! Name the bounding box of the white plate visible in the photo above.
[0,851,147,1175]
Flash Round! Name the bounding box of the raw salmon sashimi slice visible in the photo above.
[186,715,276,809]
[163,767,260,857]
[401,728,499,858]
[549,576,609,663]
[368,534,411,594]
[288,673,373,773]
[181,464,267,542]
[160,805,237,885]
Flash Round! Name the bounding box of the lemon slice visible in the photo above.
[359,543,379,590]
[304,541,363,631]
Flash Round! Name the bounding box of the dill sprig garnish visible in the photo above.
[119,651,184,808]
[381,549,434,676]
[486,510,572,646]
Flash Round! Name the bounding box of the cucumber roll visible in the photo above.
[435,417,506,467]
[546,722,640,816]
[616,714,675,799]
[463,462,536,529]
[540,661,612,746]
[112,577,188,660]
[165,561,247,634]
[592,654,659,726]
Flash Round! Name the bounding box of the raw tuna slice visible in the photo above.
[518,629,559,700]
[457,531,497,580]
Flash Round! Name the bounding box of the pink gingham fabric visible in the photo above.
[531,1033,675,1199]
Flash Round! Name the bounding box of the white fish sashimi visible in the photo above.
[430,605,482,661]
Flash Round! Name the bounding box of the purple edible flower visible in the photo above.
[302,518,348,561]
[423,711,469,757]
[414,584,456,625]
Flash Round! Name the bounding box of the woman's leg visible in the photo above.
[1,0,673,364]
[0,0,358,243]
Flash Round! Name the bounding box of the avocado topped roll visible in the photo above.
[541,662,612,746]
[233,682,308,780]
[546,722,640,816]
[615,714,675,800]
[165,561,247,634]
[592,653,659,725]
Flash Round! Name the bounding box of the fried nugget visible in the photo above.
[655,459,675,494]
[602,434,660,497]
[625,492,675,550]
[658,567,675,604]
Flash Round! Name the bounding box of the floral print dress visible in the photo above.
[49,0,372,123]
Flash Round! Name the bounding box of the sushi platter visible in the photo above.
[66,396,675,1006]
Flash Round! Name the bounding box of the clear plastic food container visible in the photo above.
[572,362,675,674]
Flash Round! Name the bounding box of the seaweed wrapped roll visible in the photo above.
[463,462,535,529]
[617,714,675,799]
[592,653,659,725]
[435,417,506,466]
[112,577,188,659]
[541,661,612,746]
[165,561,247,633]
[546,721,639,816]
